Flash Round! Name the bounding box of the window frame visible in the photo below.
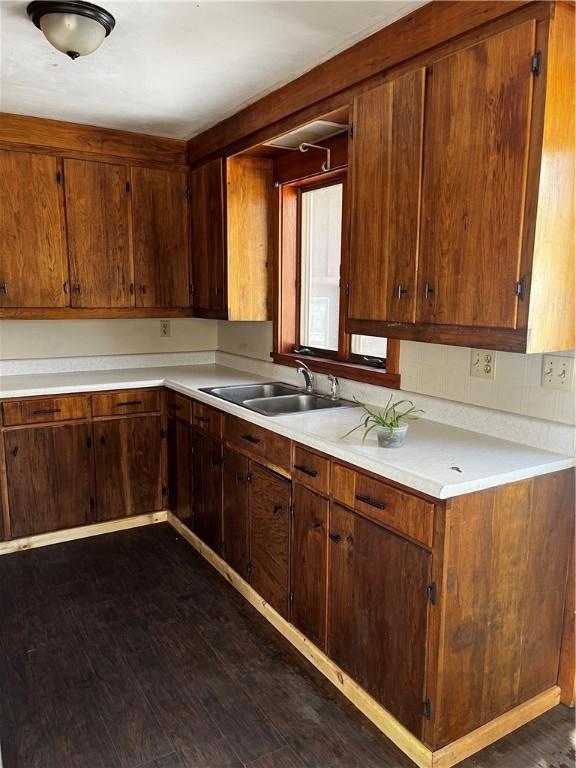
[273,168,400,388]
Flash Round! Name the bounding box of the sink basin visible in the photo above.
[200,382,353,416]
[243,393,350,416]
[200,382,300,405]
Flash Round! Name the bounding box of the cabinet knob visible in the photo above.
[329,533,341,543]
[272,504,283,515]
[396,284,408,299]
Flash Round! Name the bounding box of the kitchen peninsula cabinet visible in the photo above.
[167,392,193,527]
[192,431,223,554]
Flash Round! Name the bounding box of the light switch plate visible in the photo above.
[160,320,171,338]
[470,349,497,380]
[541,355,575,390]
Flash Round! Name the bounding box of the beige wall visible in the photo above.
[0,318,218,359]
[217,321,575,426]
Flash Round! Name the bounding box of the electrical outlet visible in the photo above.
[470,349,496,380]
[541,355,574,390]
[160,320,171,338]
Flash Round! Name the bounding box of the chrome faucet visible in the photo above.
[296,360,315,393]
[328,374,340,400]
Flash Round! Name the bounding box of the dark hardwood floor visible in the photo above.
[0,523,573,768]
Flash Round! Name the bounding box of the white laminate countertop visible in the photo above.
[1,364,573,500]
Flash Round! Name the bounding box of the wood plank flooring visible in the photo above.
[0,524,573,768]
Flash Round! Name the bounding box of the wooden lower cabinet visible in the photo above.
[327,503,431,737]
[249,464,291,619]
[167,415,193,526]
[93,415,163,521]
[193,431,223,554]
[291,483,328,650]
[222,447,250,579]
[4,422,92,537]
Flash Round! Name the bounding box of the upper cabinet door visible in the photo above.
[0,150,69,308]
[417,21,536,329]
[190,158,227,317]
[64,159,133,308]
[131,166,190,308]
[347,68,425,324]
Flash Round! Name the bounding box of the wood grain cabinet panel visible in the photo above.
[0,149,69,308]
[168,415,193,527]
[167,391,192,423]
[192,431,223,554]
[224,415,291,473]
[327,503,431,737]
[292,445,330,496]
[91,389,160,417]
[93,415,163,521]
[192,402,224,439]
[249,464,291,619]
[347,68,425,325]
[291,483,328,650]
[4,423,92,537]
[2,395,89,426]
[64,158,133,308]
[417,21,536,329]
[131,166,190,308]
[222,447,250,579]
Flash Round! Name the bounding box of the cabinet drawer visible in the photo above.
[292,445,330,495]
[2,396,89,426]
[225,415,291,472]
[192,402,223,439]
[167,391,192,423]
[332,464,434,547]
[92,389,161,417]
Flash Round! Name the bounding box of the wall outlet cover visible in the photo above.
[541,354,575,390]
[160,320,171,338]
[470,349,497,380]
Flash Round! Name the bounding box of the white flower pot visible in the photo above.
[376,424,409,448]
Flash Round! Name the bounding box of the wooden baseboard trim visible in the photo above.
[431,687,561,768]
[168,512,562,768]
[0,511,168,556]
[167,512,434,768]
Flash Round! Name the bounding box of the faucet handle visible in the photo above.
[328,374,340,400]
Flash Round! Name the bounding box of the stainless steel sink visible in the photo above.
[200,382,300,405]
[199,382,352,416]
[243,393,350,416]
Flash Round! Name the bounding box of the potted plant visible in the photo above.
[343,395,423,448]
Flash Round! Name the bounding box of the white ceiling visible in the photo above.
[0,1,426,140]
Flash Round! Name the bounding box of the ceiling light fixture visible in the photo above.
[27,1,115,60]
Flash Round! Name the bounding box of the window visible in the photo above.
[274,170,399,387]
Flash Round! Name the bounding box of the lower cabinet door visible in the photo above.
[193,431,223,553]
[4,423,92,537]
[168,416,193,526]
[291,483,329,650]
[222,447,250,579]
[93,415,163,521]
[327,503,431,736]
[249,464,291,618]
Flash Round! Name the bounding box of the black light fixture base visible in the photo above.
[26,1,116,37]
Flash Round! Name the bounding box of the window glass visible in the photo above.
[300,183,343,351]
[351,335,388,361]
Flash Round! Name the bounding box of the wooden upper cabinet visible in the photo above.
[0,150,69,308]
[417,22,536,330]
[190,155,273,320]
[131,166,190,308]
[190,158,226,317]
[64,158,133,308]
[347,68,425,324]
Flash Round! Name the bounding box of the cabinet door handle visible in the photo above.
[294,464,318,478]
[272,504,283,515]
[329,533,341,543]
[100,435,106,446]
[241,433,260,445]
[32,407,62,415]
[424,283,434,299]
[312,520,322,530]
[115,400,142,407]
[63,281,69,294]
[195,415,209,423]
[73,283,82,294]
[0,282,7,294]
[355,494,387,510]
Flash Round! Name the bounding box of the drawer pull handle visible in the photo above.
[115,400,142,407]
[241,434,260,445]
[195,415,210,423]
[329,533,341,543]
[32,408,62,415]
[294,464,318,478]
[169,404,183,411]
[273,504,283,515]
[355,494,387,510]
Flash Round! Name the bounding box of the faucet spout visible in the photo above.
[296,360,315,394]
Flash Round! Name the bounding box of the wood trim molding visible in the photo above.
[0,511,167,555]
[0,308,192,320]
[272,352,401,389]
[187,1,539,162]
[0,113,187,165]
[167,512,562,768]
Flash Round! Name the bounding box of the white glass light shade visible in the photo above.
[39,12,107,57]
